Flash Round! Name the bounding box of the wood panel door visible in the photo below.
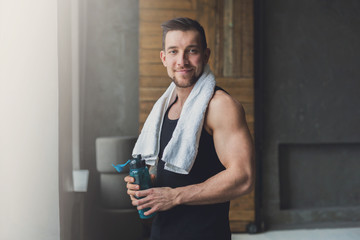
[139,0,254,232]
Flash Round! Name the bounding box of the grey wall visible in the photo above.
[80,1,139,239]
[258,0,360,228]
[0,1,60,239]
[58,0,81,239]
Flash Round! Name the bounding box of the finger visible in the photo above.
[124,176,134,183]
[127,189,138,196]
[144,206,157,216]
[135,188,152,198]
[132,197,147,207]
[150,174,156,184]
[134,195,152,206]
[137,199,153,210]
[127,182,139,190]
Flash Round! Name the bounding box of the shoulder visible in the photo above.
[204,89,246,134]
[210,89,242,110]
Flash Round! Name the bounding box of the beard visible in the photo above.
[171,75,197,88]
[171,70,203,88]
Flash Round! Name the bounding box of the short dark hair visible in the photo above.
[161,17,207,50]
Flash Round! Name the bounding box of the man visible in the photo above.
[125,17,254,240]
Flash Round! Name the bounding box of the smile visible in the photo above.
[175,69,193,73]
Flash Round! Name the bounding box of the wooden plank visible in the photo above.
[140,87,167,101]
[233,0,254,77]
[216,77,254,88]
[213,0,224,76]
[230,220,250,233]
[230,197,255,211]
[243,0,255,77]
[139,63,167,77]
[140,0,197,10]
[140,34,162,50]
[231,189,255,201]
[230,190,256,222]
[140,101,156,111]
[140,22,163,35]
[140,101,156,119]
[229,210,255,221]
[223,0,234,76]
[232,0,243,77]
[139,49,162,64]
[140,76,171,88]
[221,87,254,104]
[197,0,217,73]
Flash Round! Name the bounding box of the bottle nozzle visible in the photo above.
[112,159,131,173]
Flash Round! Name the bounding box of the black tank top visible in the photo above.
[150,86,231,240]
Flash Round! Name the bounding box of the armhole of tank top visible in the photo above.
[204,86,229,136]
[165,96,178,122]
[213,86,229,96]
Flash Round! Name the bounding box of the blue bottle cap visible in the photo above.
[129,154,145,169]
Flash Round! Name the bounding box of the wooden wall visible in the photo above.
[139,0,254,232]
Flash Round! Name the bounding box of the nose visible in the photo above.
[177,51,189,67]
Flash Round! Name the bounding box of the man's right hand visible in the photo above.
[124,176,139,201]
[124,174,156,201]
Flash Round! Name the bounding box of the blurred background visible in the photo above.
[0,0,359,240]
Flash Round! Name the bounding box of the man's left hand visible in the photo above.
[132,187,179,216]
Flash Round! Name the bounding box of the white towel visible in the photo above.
[132,64,216,174]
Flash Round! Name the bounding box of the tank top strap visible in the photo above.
[214,85,229,96]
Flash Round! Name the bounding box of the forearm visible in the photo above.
[174,168,253,206]
[128,167,253,217]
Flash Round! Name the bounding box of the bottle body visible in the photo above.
[129,165,156,219]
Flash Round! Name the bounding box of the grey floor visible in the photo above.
[232,227,360,240]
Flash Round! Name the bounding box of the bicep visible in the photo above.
[210,99,254,172]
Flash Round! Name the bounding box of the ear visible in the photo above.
[203,48,211,64]
[160,50,167,67]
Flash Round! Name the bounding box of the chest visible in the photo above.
[167,103,181,120]
[167,103,212,134]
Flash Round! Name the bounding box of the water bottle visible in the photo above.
[129,154,156,219]
[113,154,156,219]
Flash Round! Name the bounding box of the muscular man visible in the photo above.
[125,17,254,240]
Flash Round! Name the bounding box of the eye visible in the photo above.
[189,49,198,54]
[168,50,177,54]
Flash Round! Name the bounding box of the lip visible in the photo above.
[175,68,193,73]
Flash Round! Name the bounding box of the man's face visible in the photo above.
[160,30,210,88]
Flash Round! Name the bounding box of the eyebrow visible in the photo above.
[166,46,178,51]
[166,44,200,51]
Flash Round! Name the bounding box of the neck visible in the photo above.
[175,85,194,107]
